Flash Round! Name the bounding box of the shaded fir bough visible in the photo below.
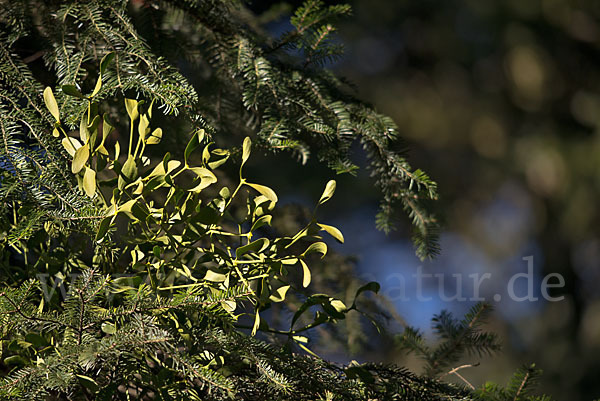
[0,0,553,400]
[398,303,501,378]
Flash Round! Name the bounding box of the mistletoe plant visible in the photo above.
[0,67,389,399]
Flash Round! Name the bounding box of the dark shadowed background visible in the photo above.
[246,1,600,399]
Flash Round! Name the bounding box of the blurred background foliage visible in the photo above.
[244,0,600,399]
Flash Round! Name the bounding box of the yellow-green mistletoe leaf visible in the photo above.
[146,127,162,145]
[83,167,96,197]
[188,167,217,192]
[138,114,149,140]
[221,300,237,313]
[72,143,89,174]
[302,242,327,258]
[102,114,114,141]
[114,140,121,161]
[80,114,89,144]
[299,259,311,288]
[246,183,278,203]
[43,87,60,122]
[269,285,290,303]
[101,322,116,335]
[241,136,251,166]
[318,180,336,205]
[330,299,347,313]
[124,98,139,121]
[62,137,82,157]
[121,155,138,180]
[203,270,228,283]
[251,310,260,336]
[318,223,344,243]
[91,76,102,97]
[117,199,137,216]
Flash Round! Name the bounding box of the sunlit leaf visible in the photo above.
[91,76,102,97]
[146,128,162,144]
[121,155,137,180]
[269,284,290,303]
[118,199,136,213]
[221,300,237,313]
[318,180,336,205]
[80,114,89,143]
[318,223,344,243]
[166,159,181,174]
[299,259,311,288]
[124,98,139,121]
[246,183,278,203]
[114,140,120,160]
[330,299,346,313]
[188,167,217,192]
[241,136,251,166]
[72,143,89,173]
[204,270,228,282]
[302,241,327,258]
[43,87,60,121]
[138,114,149,140]
[83,167,96,197]
[102,114,113,140]
[251,310,260,336]
[101,322,116,335]
[62,137,82,157]
[207,148,230,169]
